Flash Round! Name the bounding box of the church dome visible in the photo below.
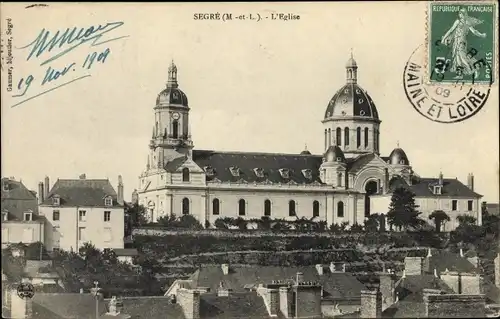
[389,147,410,165]
[324,55,379,120]
[156,60,189,107]
[324,145,346,163]
[156,88,189,106]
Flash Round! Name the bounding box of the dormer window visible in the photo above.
[52,195,60,206]
[204,166,215,177]
[229,166,240,177]
[2,181,9,191]
[104,196,113,206]
[301,169,312,180]
[24,212,33,221]
[253,168,264,178]
[433,186,442,195]
[279,168,290,179]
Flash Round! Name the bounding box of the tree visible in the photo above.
[365,214,380,232]
[456,214,477,226]
[429,210,450,232]
[387,187,422,231]
[350,223,364,233]
[125,203,148,236]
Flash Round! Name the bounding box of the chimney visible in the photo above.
[361,290,382,318]
[379,273,396,310]
[262,288,279,317]
[216,281,231,297]
[440,270,460,293]
[404,257,424,275]
[342,263,346,272]
[423,289,485,318]
[176,288,200,319]
[294,282,323,318]
[296,272,304,284]
[221,264,229,275]
[460,248,464,258]
[118,175,124,205]
[315,264,323,275]
[79,174,86,180]
[329,262,336,273]
[44,176,50,196]
[10,288,33,318]
[467,173,474,191]
[279,286,293,318]
[460,273,481,295]
[438,172,443,185]
[38,182,44,204]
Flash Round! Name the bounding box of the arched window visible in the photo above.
[238,199,246,216]
[264,199,271,216]
[364,127,369,148]
[356,127,361,148]
[313,201,320,217]
[172,120,179,139]
[336,128,342,146]
[344,127,350,146]
[327,128,331,146]
[182,198,190,215]
[213,198,220,215]
[337,173,342,187]
[337,201,344,218]
[182,168,190,182]
[289,200,296,217]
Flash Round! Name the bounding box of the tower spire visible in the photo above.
[167,59,178,88]
[346,50,358,84]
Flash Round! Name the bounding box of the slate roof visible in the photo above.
[200,292,271,319]
[426,250,478,274]
[382,301,426,318]
[395,275,454,302]
[104,296,185,318]
[192,150,325,185]
[31,293,108,319]
[40,179,122,207]
[187,265,366,300]
[1,177,38,220]
[388,176,482,198]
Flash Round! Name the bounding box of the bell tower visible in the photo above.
[148,60,193,170]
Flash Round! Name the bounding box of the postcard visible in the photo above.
[1,2,499,319]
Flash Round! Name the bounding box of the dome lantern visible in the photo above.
[167,60,179,89]
[346,50,358,84]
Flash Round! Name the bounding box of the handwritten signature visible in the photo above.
[11,21,128,108]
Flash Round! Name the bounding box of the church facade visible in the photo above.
[136,57,482,231]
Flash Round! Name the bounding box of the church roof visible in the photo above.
[324,83,379,120]
[192,150,325,185]
[40,179,122,207]
[387,176,482,198]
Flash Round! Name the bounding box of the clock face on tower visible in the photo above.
[172,112,180,120]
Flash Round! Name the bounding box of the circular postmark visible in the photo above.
[16,282,35,299]
[404,44,492,123]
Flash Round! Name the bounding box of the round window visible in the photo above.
[358,98,364,103]
[360,110,366,116]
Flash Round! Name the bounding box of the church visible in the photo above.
[135,55,482,231]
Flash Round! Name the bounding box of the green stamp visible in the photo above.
[428,2,497,84]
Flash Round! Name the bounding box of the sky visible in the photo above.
[1,2,499,202]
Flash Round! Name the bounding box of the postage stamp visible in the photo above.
[427,1,498,85]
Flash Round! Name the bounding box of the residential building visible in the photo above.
[38,174,125,252]
[1,177,44,248]
[137,59,481,230]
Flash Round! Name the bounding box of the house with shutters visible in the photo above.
[37,175,125,252]
[1,177,44,248]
